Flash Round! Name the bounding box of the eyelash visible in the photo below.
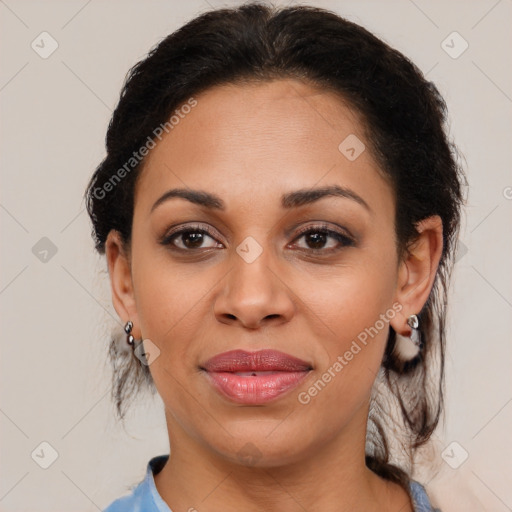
[160,222,355,255]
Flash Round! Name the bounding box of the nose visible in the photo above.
[213,247,295,330]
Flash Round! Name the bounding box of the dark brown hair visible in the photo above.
[85,2,465,486]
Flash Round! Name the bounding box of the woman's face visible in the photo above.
[112,79,408,466]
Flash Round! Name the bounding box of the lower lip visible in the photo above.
[204,371,310,405]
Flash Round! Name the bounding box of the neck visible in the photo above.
[153,407,413,512]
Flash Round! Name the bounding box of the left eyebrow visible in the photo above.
[281,184,371,213]
[150,184,371,214]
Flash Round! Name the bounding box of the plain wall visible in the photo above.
[1,1,511,510]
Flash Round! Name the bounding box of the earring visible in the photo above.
[393,314,423,361]
[124,320,135,349]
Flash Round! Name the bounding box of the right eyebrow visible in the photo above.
[151,188,225,213]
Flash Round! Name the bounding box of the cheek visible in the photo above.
[301,253,397,403]
[132,259,209,418]
[297,300,393,428]
[298,247,398,340]
[132,241,209,337]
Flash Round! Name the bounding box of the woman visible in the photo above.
[85,3,465,511]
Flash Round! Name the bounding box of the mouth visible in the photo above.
[200,349,313,405]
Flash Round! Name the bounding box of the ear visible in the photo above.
[105,230,141,338]
[390,215,443,335]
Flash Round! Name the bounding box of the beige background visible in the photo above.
[1,0,511,510]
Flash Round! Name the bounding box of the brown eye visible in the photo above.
[291,225,355,253]
[161,225,223,251]
[177,231,211,249]
[302,231,329,250]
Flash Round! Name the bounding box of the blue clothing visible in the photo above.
[103,454,440,512]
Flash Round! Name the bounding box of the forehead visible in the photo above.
[134,78,393,218]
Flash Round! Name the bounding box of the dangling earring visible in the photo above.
[124,320,136,349]
[393,314,423,361]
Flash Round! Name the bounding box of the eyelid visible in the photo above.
[291,222,355,243]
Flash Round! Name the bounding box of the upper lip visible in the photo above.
[201,349,312,372]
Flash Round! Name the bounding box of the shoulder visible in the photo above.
[102,480,147,512]
[409,480,441,512]
[102,454,170,512]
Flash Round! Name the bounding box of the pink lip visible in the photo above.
[201,349,312,405]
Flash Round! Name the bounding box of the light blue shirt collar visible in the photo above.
[103,454,439,511]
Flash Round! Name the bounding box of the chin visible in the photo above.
[204,420,317,469]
